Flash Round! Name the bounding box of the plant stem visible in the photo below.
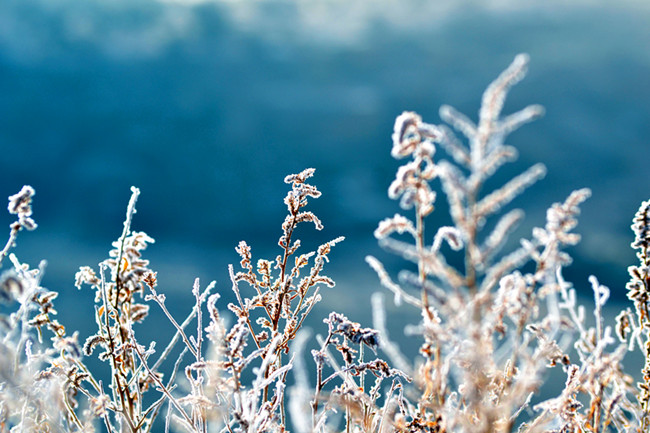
[0,225,19,267]
[416,206,433,322]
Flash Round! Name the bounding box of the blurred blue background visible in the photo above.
[1,0,649,341]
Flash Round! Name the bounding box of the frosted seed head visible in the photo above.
[75,266,99,290]
[8,185,35,217]
[392,112,422,158]
[311,349,326,366]
[284,168,316,185]
[7,186,37,230]
[391,112,440,160]
[18,216,37,231]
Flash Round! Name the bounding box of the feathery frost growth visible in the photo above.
[0,54,648,433]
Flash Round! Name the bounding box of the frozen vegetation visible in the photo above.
[1,55,650,432]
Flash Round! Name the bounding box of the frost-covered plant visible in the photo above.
[1,186,37,267]
[0,187,94,432]
[362,54,639,433]
[305,311,410,433]
[616,199,650,430]
[0,169,343,433]
[74,169,342,433]
[1,53,650,433]
[208,168,344,432]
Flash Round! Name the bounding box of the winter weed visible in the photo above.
[0,54,648,432]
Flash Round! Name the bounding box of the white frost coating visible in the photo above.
[476,163,546,218]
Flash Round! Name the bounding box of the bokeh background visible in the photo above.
[1,0,649,348]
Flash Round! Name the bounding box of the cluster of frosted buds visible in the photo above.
[280,168,323,249]
[388,112,441,216]
[103,231,155,298]
[283,168,322,216]
[325,312,379,352]
[74,266,100,290]
[7,185,36,231]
